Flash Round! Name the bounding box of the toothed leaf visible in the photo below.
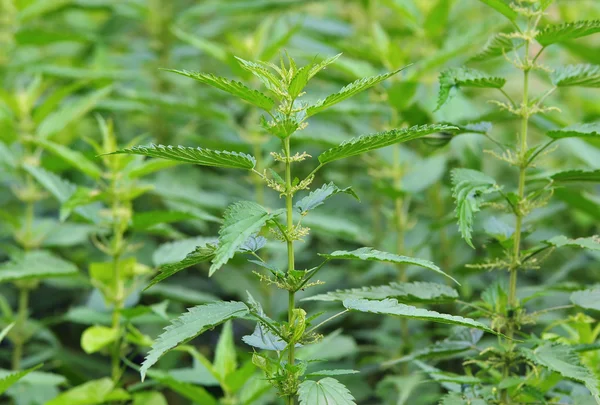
[551,64,600,87]
[319,124,457,164]
[140,301,249,381]
[298,377,357,405]
[571,288,600,311]
[107,144,256,170]
[551,169,600,183]
[536,20,600,46]
[470,34,523,62]
[0,251,78,282]
[295,182,359,214]
[476,0,517,22]
[545,235,600,251]
[436,67,506,110]
[547,123,600,139]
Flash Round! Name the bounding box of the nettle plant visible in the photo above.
[109,55,502,404]
[434,1,600,403]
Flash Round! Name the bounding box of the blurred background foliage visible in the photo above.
[0,0,599,404]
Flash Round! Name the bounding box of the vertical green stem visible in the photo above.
[110,173,124,384]
[11,287,29,370]
[283,137,296,405]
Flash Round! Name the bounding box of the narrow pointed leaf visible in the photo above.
[521,343,600,401]
[0,364,43,395]
[295,182,359,214]
[303,281,458,303]
[451,169,499,248]
[140,301,249,380]
[547,123,600,139]
[210,202,280,276]
[146,244,217,290]
[306,67,408,117]
[107,144,256,170]
[320,247,457,284]
[0,251,78,282]
[164,69,275,111]
[551,64,600,87]
[551,169,600,183]
[308,53,342,80]
[436,67,506,110]
[298,377,357,405]
[545,235,600,251]
[571,288,600,311]
[27,138,102,179]
[343,298,498,335]
[536,20,600,46]
[234,57,281,92]
[476,0,517,21]
[288,63,314,99]
[319,124,456,164]
[214,321,237,379]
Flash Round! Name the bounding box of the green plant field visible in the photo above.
[1,1,599,404]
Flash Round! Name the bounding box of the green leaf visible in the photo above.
[0,323,14,344]
[476,0,517,21]
[0,364,42,395]
[470,34,522,62]
[210,201,280,276]
[214,321,237,380]
[451,168,499,248]
[234,57,282,93]
[547,123,600,139]
[27,138,102,179]
[308,53,342,80]
[146,243,217,290]
[320,247,457,284]
[36,86,112,139]
[147,371,218,405]
[0,251,78,282]
[343,298,498,335]
[60,187,103,221]
[306,369,359,377]
[551,64,600,87]
[551,169,600,183]
[132,392,168,405]
[440,393,486,405]
[288,63,314,99]
[436,67,506,110]
[303,281,458,303]
[107,144,256,170]
[545,235,600,251]
[80,325,118,354]
[298,377,357,405]
[306,66,408,117]
[295,182,359,214]
[319,124,456,164]
[46,377,130,405]
[140,301,249,380]
[164,69,275,111]
[132,210,199,230]
[521,343,600,402]
[571,288,600,311]
[536,20,600,46]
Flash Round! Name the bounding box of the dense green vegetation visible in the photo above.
[0,1,599,404]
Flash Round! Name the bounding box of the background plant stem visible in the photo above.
[284,137,296,405]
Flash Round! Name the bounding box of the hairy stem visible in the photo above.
[11,287,29,370]
[283,137,296,405]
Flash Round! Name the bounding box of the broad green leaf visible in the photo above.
[234,57,281,92]
[210,201,280,276]
[545,235,600,251]
[521,343,600,401]
[0,364,42,395]
[551,169,600,183]
[152,237,217,267]
[146,244,216,290]
[470,34,522,62]
[298,377,357,405]
[132,391,168,405]
[536,20,600,46]
[107,144,256,170]
[551,65,600,87]
[306,66,408,117]
[214,321,237,380]
[147,371,218,405]
[80,325,118,354]
[571,288,600,311]
[0,251,78,282]
[304,281,458,303]
[242,294,288,351]
[343,298,497,335]
[27,138,102,179]
[451,169,499,248]
[295,182,359,214]
[318,124,456,164]
[436,67,506,110]
[140,301,249,380]
[46,377,130,405]
[476,0,517,21]
[320,247,457,284]
[164,69,275,111]
[547,123,600,139]
[440,393,486,405]
[36,86,112,138]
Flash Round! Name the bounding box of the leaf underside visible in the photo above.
[436,67,506,110]
[545,235,600,251]
[571,288,600,311]
[295,182,359,214]
[547,123,600,139]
